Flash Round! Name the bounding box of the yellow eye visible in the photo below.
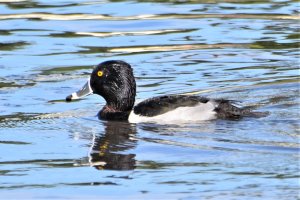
[97,71,103,77]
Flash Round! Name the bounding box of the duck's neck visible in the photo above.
[99,95,135,121]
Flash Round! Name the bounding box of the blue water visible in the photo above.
[0,0,299,199]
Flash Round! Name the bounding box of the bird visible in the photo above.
[66,60,268,123]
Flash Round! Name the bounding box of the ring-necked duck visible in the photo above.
[66,60,268,123]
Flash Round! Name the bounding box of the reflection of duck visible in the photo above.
[89,121,137,170]
[66,60,268,123]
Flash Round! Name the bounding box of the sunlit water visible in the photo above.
[0,0,299,199]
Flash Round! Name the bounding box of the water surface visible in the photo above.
[0,0,299,199]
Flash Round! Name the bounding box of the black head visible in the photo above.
[90,60,136,111]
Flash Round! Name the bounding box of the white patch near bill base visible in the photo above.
[71,92,79,100]
[128,100,218,124]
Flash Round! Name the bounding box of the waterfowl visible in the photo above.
[66,60,267,123]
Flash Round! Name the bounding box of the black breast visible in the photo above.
[98,106,131,121]
[133,95,210,117]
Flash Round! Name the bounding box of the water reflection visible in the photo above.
[89,121,137,170]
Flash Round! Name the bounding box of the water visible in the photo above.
[0,0,299,199]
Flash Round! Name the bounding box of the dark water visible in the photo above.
[0,0,299,199]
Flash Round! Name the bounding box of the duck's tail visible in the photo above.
[215,100,269,119]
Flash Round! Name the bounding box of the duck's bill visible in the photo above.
[66,79,93,102]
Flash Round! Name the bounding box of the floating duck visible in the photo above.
[66,60,267,123]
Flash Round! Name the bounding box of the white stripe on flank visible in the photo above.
[128,101,218,124]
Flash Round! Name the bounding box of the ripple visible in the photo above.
[251,40,300,49]
[48,29,197,38]
[0,140,31,145]
[79,43,249,55]
[0,13,298,21]
[0,41,29,51]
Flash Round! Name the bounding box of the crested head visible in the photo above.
[90,60,136,112]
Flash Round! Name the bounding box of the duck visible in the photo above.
[66,60,268,123]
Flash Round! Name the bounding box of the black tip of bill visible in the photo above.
[66,95,73,102]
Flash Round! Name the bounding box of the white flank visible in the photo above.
[128,100,218,124]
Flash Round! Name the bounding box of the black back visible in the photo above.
[133,95,210,117]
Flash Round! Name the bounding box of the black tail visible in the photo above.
[215,100,269,119]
